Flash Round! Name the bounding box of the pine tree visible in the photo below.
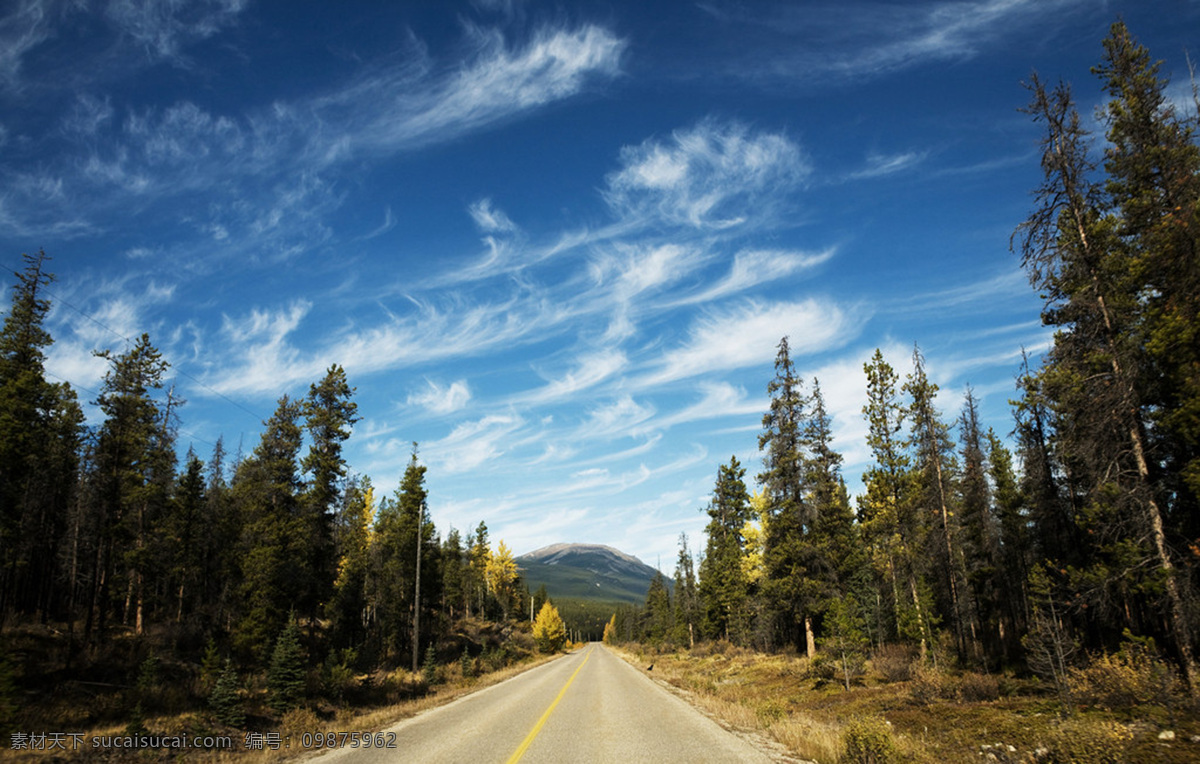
[1096,24,1200,532]
[441,527,467,620]
[958,391,1002,664]
[267,614,306,714]
[904,346,973,661]
[233,396,306,662]
[985,427,1030,655]
[820,594,868,691]
[672,533,699,648]
[329,479,373,649]
[367,447,439,665]
[301,365,359,624]
[699,457,752,644]
[758,337,817,654]
[0,250,82,623]
[1017,27,1199,691]
[209,659,244,728]
[859,349,932,662]
[806,380,866,641]
[88,333,171,642]
[166,450,206,625]
[643,570,672,646]
[422,644,439,685]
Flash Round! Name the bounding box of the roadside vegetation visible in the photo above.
[612,641,1200,763]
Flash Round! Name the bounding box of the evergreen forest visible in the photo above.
[607,19,1200,709]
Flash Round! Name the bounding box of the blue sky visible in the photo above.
[2,0,1197,571]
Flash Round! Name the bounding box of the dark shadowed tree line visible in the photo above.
[0,251,536,722]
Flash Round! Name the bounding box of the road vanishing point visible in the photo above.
[315,643,779,763]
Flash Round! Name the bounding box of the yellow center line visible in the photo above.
[505,647,593,764]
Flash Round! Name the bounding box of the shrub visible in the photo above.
[872,644,916,683]
[322,648,358,704]
[459,649,474,679]
[125,702,149,736]
[842,716,899,764]
[958,672,1001,702]
[1043,718,1132,764]
[1067,638,1182,710]
[755,698,787,727]
[908,665,952,705]
[0,650,16,739]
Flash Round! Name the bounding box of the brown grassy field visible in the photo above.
[610,641,1200,763]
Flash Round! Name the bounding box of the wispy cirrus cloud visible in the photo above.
[315,23,625,158]
[424,413,525,474]
[701,0,1093,83]
[604,118,810,229]
[468,198,518,233]
[847,151,928,180]
[523,348,628,405]
[408,379,473,415]
[0,21,624,250]
[643,298,864,387]
[106,0,248,65]
[672,247,835,306]
[0,0,59,91]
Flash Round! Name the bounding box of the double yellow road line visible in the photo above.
[506,647,593,764]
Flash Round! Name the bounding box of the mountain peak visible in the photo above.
[516,542,663,604]
[521,542,648,567]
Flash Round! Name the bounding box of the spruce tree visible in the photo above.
[0,250,83,623]
[643,570,672,646]
[233,396,305,662]
[301,365,359,624]
[89,333,171,641]
[1017,26,1199,691]
[859,349,932,662]
[209,659,245,728]
[672,533,699,648]
[267,615,306,714]
[904,346,972,661]
[699,457,752,644]
[758,337,818,655]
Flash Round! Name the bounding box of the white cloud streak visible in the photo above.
[106,0,247,65]
[644,298,863,387]
[605,119,810,229]
[408,379,473,415]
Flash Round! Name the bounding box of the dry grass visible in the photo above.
[609,644,1200,764]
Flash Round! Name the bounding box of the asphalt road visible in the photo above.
[314,643,778,763]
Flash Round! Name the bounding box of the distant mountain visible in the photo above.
[516,543,666,605]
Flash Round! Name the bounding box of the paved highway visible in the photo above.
[315,643,779,763]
